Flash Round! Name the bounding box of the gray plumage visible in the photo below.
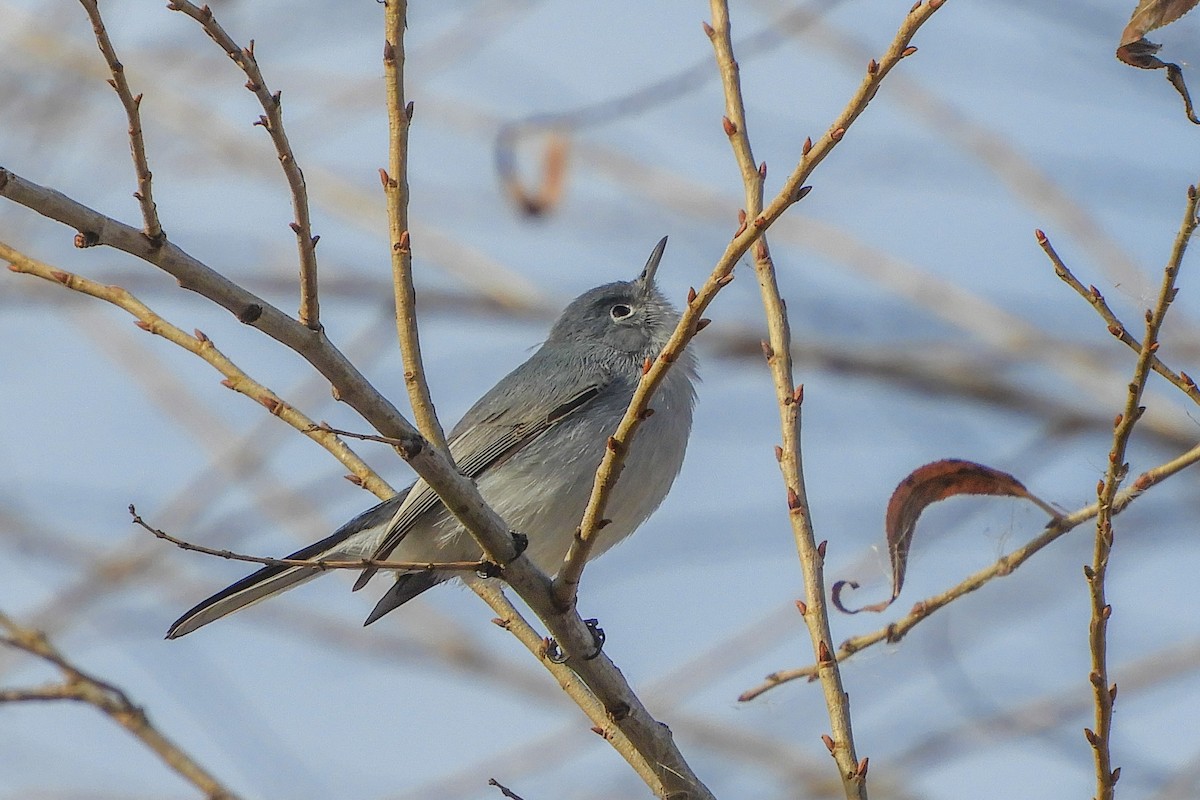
[167,237,697,639]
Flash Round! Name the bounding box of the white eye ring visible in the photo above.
[610,303,633,321]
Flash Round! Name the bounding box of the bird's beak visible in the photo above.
[636,236,668,292]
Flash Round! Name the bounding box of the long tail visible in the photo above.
[166,492,408,639]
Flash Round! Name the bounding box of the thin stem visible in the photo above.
[129,505,485,573]
[1039,230,1200,406]
[167,0,321,330]
[383,0,449,454]
[78,0,163,245]
[707,0,864,794]
[1082,182,1198,800]
[1,243,392,498]
[0,612,240,799]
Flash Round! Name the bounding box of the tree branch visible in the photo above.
[382,0,449,453]
[129,505,486,573]
[78,0,163,245]
[0,167,714,800]
[1040,229,1200,406]
[1,242,392,498]
[167,0,322,330]
[0,611,240,800]
[1077,181,1197,800]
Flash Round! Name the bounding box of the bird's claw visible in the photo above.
[544,618,606,664]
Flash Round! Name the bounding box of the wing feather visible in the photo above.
[351,381,603,590]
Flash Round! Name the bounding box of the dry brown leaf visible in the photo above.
[1116,0,1200,124]
[832,459,1060,614]
[1121,0,1199,46]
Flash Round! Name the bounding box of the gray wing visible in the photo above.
[352,345,610,590]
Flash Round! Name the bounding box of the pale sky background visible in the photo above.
[2,1,1200,798]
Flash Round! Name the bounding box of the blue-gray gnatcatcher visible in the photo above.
[167,237,697,638]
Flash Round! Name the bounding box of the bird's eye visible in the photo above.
[610,303,633,321]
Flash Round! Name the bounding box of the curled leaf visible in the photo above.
[832,459,1060,614]
[1116,0,1200,124]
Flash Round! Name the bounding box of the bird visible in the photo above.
[166,237,697,638]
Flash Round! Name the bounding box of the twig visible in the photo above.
[1,244,391,498]
[739,436,1200,701]
[312,422,410,448]
[129,505,486,573]
[487,778,526,800]
[167,0,321,330]
[708,0,859,787]
[0,611,241,799]
[554,0,947,615]
[1079,183,1197,800]
[1040,229,1200,406]
[78,0,163,245]
[382,0,449,454]
[703,0,931,794]
[774,10,1150,296]
[470,583,662,795]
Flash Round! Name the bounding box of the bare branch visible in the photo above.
[0,611,241,800]
[1078,181,1197,800]
[78,0,163,245]
[707,0,867,789]
[1,243,392,498]
[1040,228,1200,406]
[383,1,449,453]
[129,505,486,573]
[470,583,663,794]
[167,0,322,329]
